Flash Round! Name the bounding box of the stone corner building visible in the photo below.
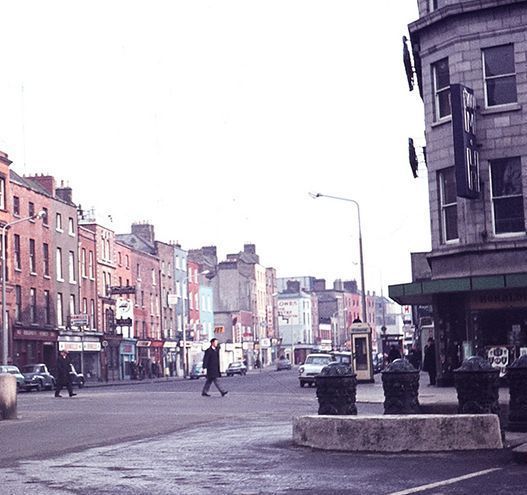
[389,0,527,385]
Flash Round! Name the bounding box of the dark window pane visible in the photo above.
[484,45,515,77]
[487,76,517,106]
[494,197,525,234]
[441,168,457,204]
[434,59,450,89]
[491,157,522,197]
[438,90,451,118]
[444,205,458,240]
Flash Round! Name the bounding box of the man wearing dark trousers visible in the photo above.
[55,350,77,398]
[201,338,227,397]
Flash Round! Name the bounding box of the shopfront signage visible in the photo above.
[83,342,101,352]
[469,290,527,310]
[137,340,151,347]
[70,314,89,327]
[260,338,270,348]
[451,84,480,199]
[108,285,136,295]
[59,342,83,352]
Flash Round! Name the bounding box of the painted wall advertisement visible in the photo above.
[277,299,299,326]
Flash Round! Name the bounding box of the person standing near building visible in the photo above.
[422,338,437,386]
[55,350,77,398]
[201,338,228,397]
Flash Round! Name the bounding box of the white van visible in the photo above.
[298,353,332,387]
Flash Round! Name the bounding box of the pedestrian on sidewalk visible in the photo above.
[55,350,77,398]
[201,338,228,397]
[422,338,437,386]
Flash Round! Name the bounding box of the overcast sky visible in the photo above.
[0,1,428,296]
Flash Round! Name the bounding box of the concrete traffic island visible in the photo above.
[293,414,503,452]
[0,374,17,420]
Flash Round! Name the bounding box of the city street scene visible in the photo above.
[2,0,527,493]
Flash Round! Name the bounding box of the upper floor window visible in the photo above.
[28,202,35,219]
[43,243,49,277]
[432,58,451,120]
[42,207,48,226]
[29,239,36,273]
[15,285,21,321]
[69,251,76,283]
[14,234,21,270]
[30,288,37,323]
[0,177,5,210]
[56,247,63,281]
[57,293,64,326]
[89,251,95,279]
[56,212,63,231]
[68,217,75,236]
[428,0,438,12]
[490,157,524,234]
[81,248,87,278]
[483,44,517,107]
[438,167,458,242]
[13,196,20,216]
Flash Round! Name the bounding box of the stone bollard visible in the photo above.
[315,363,357,415]
[381,358,420,414]
[454,356,500,415]
[0,373,17,420]
[507,354,527,432]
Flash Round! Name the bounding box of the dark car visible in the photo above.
[276,357,292,371]
[69,364,85,388]
[189,363,206,379]
[21,363,56,391]
[0,365,27,391]
[226,362,247,376]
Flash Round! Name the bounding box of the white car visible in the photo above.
[298,353,333,387]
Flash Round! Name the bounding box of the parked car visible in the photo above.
[276,357,292,371]
[69,364,85,388]
[189,363,206,379]
[225,362,247,376]
[298,353,333,387]
[21,363,56,391]
[0,365,27,391]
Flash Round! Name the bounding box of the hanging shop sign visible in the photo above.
[451,84,480,199]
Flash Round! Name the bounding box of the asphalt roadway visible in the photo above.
[0,369,525,494]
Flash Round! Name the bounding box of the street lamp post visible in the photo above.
[2,211,46,365]
[309,192,368,324]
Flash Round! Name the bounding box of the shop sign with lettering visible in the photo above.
[451,84,480,199]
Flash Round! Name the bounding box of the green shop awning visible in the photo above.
[388,273,527,305]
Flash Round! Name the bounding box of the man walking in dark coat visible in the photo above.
[55,350,77,398]
[201,338,227,397]
[422,337,437,386]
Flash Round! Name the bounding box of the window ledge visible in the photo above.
[431,116,452,128]
[480,103,522,115]
[44,275,51,280]
[30,272,37,277]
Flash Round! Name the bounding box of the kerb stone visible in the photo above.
[293,414,503,452]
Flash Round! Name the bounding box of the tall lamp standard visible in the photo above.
[2,211,46,365]
[309,192,367,324]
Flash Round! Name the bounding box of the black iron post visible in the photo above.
[507,354,527,432]
[381,358,420,414]
[315,363,357,415]
[454,356,500,415]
